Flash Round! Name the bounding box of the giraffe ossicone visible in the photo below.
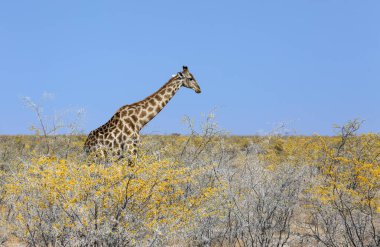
[84,66,201,162]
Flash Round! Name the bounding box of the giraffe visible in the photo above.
[84,66,201,162]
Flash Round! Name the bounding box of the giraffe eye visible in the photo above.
[189,78,193,81]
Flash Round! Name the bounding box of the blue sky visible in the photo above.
[1,1,379,135]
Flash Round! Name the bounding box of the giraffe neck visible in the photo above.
[121,77,182,131]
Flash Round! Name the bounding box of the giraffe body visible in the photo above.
[84,66,201,160]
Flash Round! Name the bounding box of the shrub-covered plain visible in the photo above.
[0,120,379,246]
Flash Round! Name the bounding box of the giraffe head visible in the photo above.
[178,66,201,94]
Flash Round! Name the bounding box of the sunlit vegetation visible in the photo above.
[0,118,379,246]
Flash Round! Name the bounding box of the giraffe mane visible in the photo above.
[126,76,179,108]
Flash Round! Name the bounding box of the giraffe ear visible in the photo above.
[182,66,188,72]
[178,72,184,78]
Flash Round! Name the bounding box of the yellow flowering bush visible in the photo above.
[311,133,380,208]
[2,155,219,246]
[306,122,380,246]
